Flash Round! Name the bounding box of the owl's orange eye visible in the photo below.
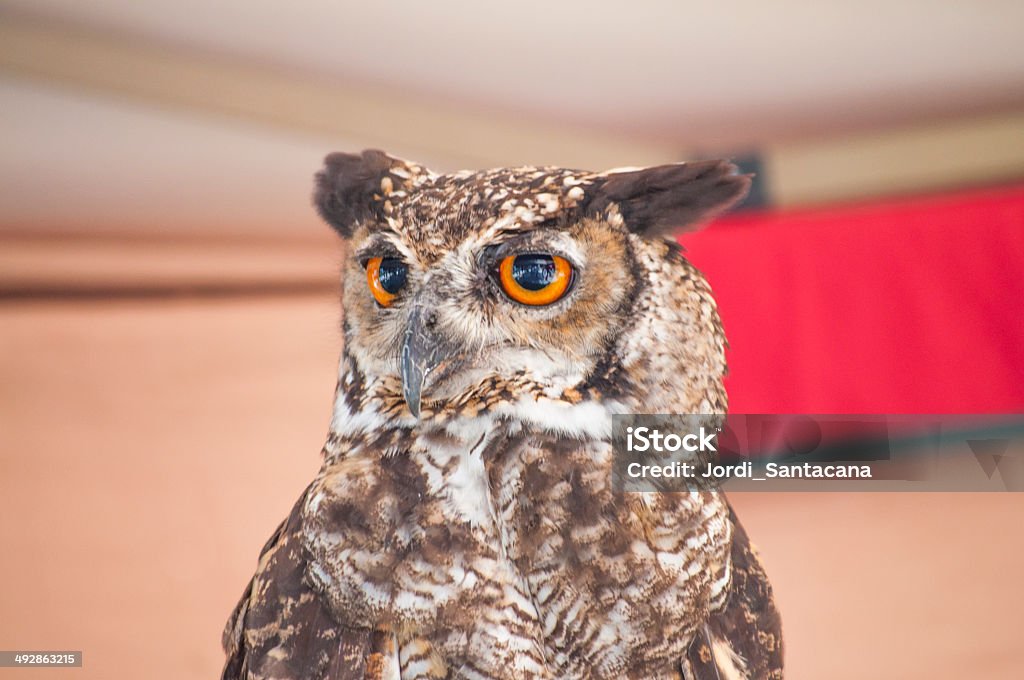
[366,257,407,307]
[498,253,573,306]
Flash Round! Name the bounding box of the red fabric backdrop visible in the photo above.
[679,184,1024,414]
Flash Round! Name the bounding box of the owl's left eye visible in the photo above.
[366,257,407,307]
[497,253,574,306]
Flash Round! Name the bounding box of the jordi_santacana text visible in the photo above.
[625,460,873,479]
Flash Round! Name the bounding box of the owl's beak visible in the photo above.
[400,306,448,418]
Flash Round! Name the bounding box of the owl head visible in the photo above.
[316,150,749,432]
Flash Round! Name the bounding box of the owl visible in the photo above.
[222,150,783,680]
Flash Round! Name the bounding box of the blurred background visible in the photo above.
[1,2,1023,679]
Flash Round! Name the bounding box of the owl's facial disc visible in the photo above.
[342,222,641,419]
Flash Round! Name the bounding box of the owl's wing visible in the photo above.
[682,504,784,680]
[221,488,396,680]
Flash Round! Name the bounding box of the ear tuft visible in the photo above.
[314,149,406,238]
[585,160,752,237]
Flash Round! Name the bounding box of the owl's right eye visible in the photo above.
[366,257,407,307]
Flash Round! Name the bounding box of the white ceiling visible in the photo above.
[4,0,1024,147]
[0,1,1022,235]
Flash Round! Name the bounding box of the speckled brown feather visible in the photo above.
[683,506,784,680]
[222,489,394,680]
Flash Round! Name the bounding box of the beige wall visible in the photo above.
[3,291,1024,679]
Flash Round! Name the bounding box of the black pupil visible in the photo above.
[512,254,557,291]
[377,258,407,294]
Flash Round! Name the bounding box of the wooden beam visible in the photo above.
[0,231,338,300]
[767,111,1024,206]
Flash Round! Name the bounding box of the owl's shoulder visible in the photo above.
[221,486,397,679]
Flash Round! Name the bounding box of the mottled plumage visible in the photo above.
[223,150,783,679]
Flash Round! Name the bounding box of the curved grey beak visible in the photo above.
[400,306,448,418]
